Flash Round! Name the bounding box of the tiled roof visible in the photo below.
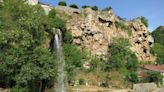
[140,65,164,73]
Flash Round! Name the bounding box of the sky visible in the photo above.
[39,0,164,32]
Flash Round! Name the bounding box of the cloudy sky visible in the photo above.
[39,0,164,32]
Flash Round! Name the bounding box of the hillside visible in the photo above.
[152,26,164,45]
[0,0,163,92]
[151,26,164,64]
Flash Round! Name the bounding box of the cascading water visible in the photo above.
[53,29,66,92]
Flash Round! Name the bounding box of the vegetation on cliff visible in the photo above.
[0,0,163,91]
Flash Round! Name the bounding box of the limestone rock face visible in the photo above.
[65,8,155,62]
[66,8,127,59]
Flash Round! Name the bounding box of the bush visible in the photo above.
[116,22,132,36]
[63,30,73,43]
[91,6,98,11]
[64,44,86,83]
[69,4,79,9]
[105,38,139,84]
[79,78,85,85]
[126,72,139,83]
[151,43,164,64]
[58,1,67,6]
[144,71,163,86]
[102,6,112,11]
[140,16,148,27]
[89,57,105,72]
[82,5,90,9]
[48,9,56,18]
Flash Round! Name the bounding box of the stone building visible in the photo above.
[27,0,38,5]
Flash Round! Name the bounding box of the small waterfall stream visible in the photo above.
[54,29,66,92]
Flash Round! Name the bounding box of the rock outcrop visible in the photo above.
[128,19,155,61]
[64,7,155,62]
[66,8,128,59]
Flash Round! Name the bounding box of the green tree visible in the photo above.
[0,0,62,91]
[105,38,139,83]
[140,16,148,27]
[151,43,164,64]
[91,6,98,11]
[102,6,112,11]
[69,4,79,9]
[152,26,164,45]
[63,44,86,83]
[58,1,67,6]
[82,5,90,9]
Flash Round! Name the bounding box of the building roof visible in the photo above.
[140,65,164,73]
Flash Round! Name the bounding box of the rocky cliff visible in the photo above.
[56,6,155,62]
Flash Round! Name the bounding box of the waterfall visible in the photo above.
[53,29,66,92]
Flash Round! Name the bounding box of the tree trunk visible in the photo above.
[39,81,42,92]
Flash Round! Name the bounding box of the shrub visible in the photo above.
[48,9,56,18]
[63,30,73,43]
[79,78,85,85]
[69,4,79,9]
[144,71,163,86]
[89,57,105,72]
[151,43,164,64]
[102,6,112,11]
[64,44,86,83]
[140,16,148,27]
[82,5,90,9]
[116,22,132,36]
[58,1,67,6]
[126,72,139,83]
[91,6,98,11]
[105,38,139,84]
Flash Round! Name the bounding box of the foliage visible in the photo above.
[91,6,98,11]
[48,9,72,43]
[152,26,164,45]
[48,9,56,18]
[102,6,112,11]
[69,4,79,9]
[105,38,139,83]
[126,71,139,83]
[140,16,148,27]
[63,44,86,83]
[151,43,164,64]
[89,57,105,72]
[82,5,90,8]
[78,78,86,85]
[116,22,132,36]
[0,0,65,91]
[58,1,67,6]
[144,71,163,86]
[151,26,164,64]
